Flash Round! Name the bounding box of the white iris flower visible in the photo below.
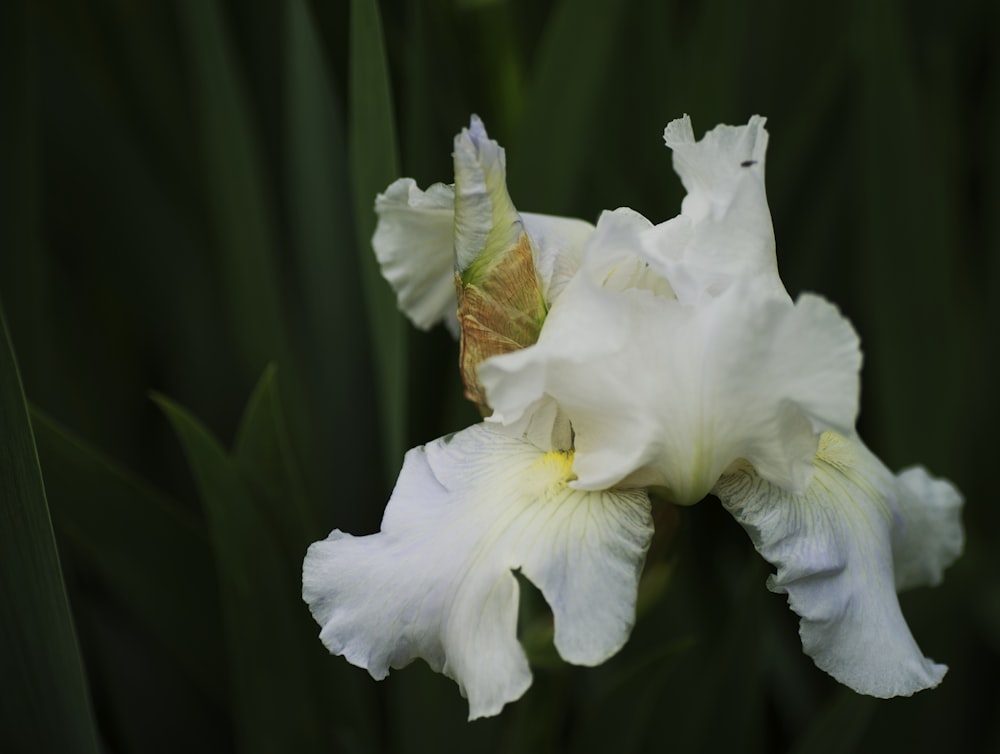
[303,114,963,718]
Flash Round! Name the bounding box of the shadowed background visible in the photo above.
[2,0,998,752]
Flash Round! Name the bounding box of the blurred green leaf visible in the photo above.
[510,0,630,214]
[0,304,100,754]
[154,389,322,754]
[0,0,56,406]
[789,688,876,754]
[176,0,285,375]
[466,0,526,136]
[401,0,440,180]
[32,407,225,699]
[232,362,312,548]
[349,0,408,475]
[661,564,767,753]
[283,0,382,529]
[850,0,964,470]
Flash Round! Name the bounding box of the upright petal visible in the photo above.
[641,115,782,304]
[302,423,653,720]
[371,176,593,335]
[373,178,458,333]
[714,432,956,697]
[452,117,548,409]
[480,278,861,504]
[453,115,529,280]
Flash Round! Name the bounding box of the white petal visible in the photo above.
[578,208,675,297]
[891,466,964,591]
[480,279,860,504]
[714,432,950,697]
[453,116,524,277]
[486,394,574,455]
[521,212,594,303]
[644,115,782,304]
[302,423,652,720]
[372,178,459,334]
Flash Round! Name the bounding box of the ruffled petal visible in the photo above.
[714,432,952,697]
[302,423,652,720]
[891,466,964,591]
[642,115,782,304]
[372,178,458,333]
[480,278,860,504]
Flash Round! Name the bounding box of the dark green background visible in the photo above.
[2,0,997,751]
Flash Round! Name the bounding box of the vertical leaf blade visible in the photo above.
[510,0,630,214]
[349,0,408,475]
[232,363,312,546]
[284,0,381,528]
[850,0,963,469]
[0,304,100,754]
[176,0,285,375]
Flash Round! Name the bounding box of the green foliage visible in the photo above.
[2,0,998,751]
[350,0,409,474]
[0,306,100,753]
[154,385,321,753]
[33,407,224,698]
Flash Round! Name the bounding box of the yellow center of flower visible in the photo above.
[533,450,576,500]
[816,431,855,471]
[541,450,576,482]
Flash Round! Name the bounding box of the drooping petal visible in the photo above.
[640,115,783,304]
[480,277,861,504]
[714,432,955,697]
[372,178,458,333]
[302,423,653,720]
[891,466,964,591]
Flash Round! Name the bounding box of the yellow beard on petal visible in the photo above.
[529,449,580,502]
[538,449,576,482]
[815,431,856,471]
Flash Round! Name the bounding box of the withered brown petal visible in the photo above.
[456,234,546,411]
